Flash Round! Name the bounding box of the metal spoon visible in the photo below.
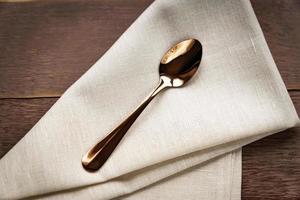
[82,39,202,171]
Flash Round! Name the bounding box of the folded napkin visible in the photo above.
[0,0,299,199]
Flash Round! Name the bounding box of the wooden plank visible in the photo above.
[242,128,300,199]
[0,0,299,98]
[0,91,299,199]
[0,0,154,98]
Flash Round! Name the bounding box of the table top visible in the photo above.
[0,0,299,199]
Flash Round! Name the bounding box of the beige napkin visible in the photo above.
[0,0,299,199]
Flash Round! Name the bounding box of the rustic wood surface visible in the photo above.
[0,0,299,199]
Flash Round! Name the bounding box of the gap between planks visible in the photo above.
[0,89,299,100]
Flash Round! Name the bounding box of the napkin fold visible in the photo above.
[0,0,299,199]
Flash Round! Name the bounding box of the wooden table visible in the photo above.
[0,0,299,199]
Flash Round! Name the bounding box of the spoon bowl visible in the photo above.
[159,39,202,87]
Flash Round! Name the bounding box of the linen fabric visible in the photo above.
[0,0,299,199]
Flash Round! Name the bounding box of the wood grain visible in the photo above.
[0,0,153,98]
[0,0,300,199]
[242,128,300,199]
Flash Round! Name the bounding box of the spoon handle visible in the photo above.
[82,79,167,171]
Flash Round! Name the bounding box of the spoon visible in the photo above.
[82,38,202,171]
